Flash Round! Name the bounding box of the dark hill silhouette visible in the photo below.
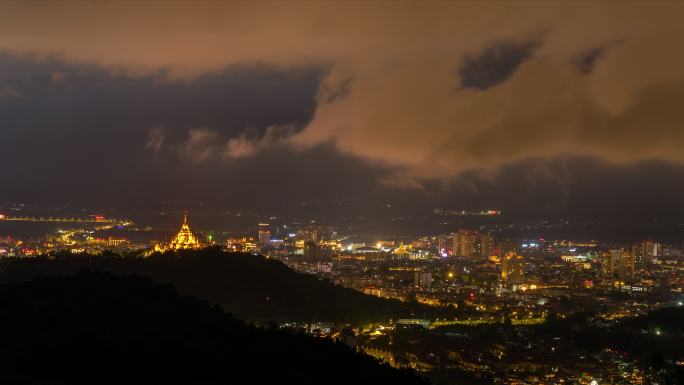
[0,270,427,385]
[0,247,458,324]
[535,307,684,362]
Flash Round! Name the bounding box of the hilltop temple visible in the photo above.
[153,212,201,253]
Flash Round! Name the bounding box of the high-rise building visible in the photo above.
[414,271,432,289]
[437,234,452,256]
[304,240,320,261]
[602,249,635,281]
[619,251,635,281]
[601,250,619,277]
[453,229,477,257]
[497,241,518,258]
[296,228,318,243]
[501,251,524,285]
[632,240,660,265]
[478,232,494,257]
[631,244,642,266]
[451,234,459,257]
[258,223,271,244]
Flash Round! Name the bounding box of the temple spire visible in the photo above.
[151,210,200,253]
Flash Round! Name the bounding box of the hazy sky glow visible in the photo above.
[2,2,684,220]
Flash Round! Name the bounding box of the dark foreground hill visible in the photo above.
[556,306,684,361]
[0,270,427,385]
[0,247,457,324]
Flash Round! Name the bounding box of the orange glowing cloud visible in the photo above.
[3,2,684,186]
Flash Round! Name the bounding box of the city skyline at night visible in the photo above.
[1,2,684,385]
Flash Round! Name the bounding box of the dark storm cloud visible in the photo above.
[575,46,608,74]
[0,51,322,167]
[573,41,622,74]
[0,53,402,214]
[0,52,325,205]
[459,38,540,90]
[0,53,321,138]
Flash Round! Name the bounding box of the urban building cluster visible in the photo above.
[2,212,683,384]
[249,224,683,385]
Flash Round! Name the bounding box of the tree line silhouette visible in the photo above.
[0,247,459,324]
[0,270,428,385]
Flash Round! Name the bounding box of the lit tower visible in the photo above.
[154,212,201,252]
[170,212,200,250]
[501,251,525,286]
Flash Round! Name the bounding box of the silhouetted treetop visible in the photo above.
[0,270,427,385]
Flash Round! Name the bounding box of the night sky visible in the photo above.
[2,2,684,223]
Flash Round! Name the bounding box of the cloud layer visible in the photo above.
[2,2,684,189]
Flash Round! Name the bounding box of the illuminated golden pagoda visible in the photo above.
[154,212,201,252]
